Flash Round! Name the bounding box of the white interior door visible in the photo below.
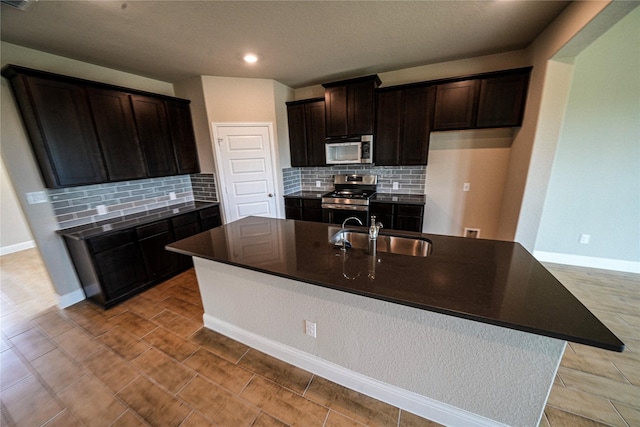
[213,123,279,222]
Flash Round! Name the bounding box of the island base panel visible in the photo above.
[193,257,565,427]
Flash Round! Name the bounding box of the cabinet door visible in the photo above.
[369,203,393,230]
[136,221,180,280]
[305,100,326,166]
[166,100,200,174]
[287,103,308,167]
[348,80,376,135]
[302,198,323,222]
[433,80,478,131]
[87,87,147,181]
[400,86,433,165]
[18,76,107,187]
[374,90,402,166]
[130,95,178,177]
[89,231,147,301]
[476,73,529,128]
[284,198,303,220]
[324,85,348,137]
[395,204,424,232]
[199,206,222,230]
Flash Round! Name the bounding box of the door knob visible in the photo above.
[268,193,274,197]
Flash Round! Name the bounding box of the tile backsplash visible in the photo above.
[283,165,426,194]
[49,175,195,229]
[190,173,217,202]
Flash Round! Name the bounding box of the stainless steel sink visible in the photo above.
[330,230,432,257]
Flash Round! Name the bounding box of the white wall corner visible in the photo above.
[57,288,85,309]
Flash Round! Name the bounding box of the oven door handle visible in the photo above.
[321,203,368,211]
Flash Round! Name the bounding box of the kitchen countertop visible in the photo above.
[284,191,426,205]
[167,216,624,352]
[57,201,219,240]
[371,193,425,204]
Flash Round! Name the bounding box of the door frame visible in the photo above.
[211,122,282,223]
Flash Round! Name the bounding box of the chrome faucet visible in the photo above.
[368,215,383,240]
[340,216,363,251]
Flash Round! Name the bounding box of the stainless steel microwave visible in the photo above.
[325,135,373,164]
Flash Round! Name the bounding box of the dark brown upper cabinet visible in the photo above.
[375,84,435,166]
[130,95,178,178]
[1,64,200,188]
[286,98,326,167]
[323,75,381,137]
[476,70,530,128]
[433,67,531,131]
[166,100,200,174]
[433,80,479,131]
[87,87,147,181]
[3,72,108,188]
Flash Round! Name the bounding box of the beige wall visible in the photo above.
[0,157,33,253]
[501,1,613,248]
[424,129,513,239]
[0,42,175,303]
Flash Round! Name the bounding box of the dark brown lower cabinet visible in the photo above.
[136,220,180,282]
[63,205,221,308]
[88,231,147,305]
[370,202,424,232]
[284,197,324,222]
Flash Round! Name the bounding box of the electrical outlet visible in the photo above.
[169,191,177,200]
[463,182,470,192]
[305,320,317,338]
[25,191,48,204]
[464,228,480,238]
[393,182,399,190]
[316,181,321,188]
[96,205,108,215]
[579,234,591,244]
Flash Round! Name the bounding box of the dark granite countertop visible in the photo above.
[372,193,425,205]
[283,191,425,205]
[166,216,624,352]
[283,191,325,199]
[57,201,219,240]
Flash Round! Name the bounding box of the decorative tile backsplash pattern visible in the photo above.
[282,168,302,194]
[49,175,194,229]
[190,173,217,202]
[285,165,427,194]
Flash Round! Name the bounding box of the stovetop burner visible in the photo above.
[321,174,378,208]
[323,189,376,199]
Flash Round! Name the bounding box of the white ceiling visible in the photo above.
[0,1,571,88]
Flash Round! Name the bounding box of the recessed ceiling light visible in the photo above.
[243,54,258,64]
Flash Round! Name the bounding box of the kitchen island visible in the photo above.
[167,217,622,427]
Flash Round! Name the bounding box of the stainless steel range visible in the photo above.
[321,174,377,226]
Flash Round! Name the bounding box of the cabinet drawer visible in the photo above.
[370,203,393,214]
[285,198,302,208]
[396,204,423,216]
[88,230,135,254]
[136,220,170,239]
[199,206,219,219]
[302,198,322,209]
[171,212,199,228]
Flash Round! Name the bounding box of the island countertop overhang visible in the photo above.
[166,216,624,352]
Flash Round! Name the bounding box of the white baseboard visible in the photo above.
[534,251,640,274]
[203,314,507,427]
[0,240,35,256]
[57,288,85,309]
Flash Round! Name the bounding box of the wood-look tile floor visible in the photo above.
[0,248,638,426]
